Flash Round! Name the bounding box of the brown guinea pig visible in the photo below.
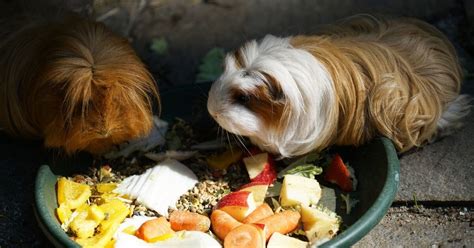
[0,14,159,155]
[207,14,472,157]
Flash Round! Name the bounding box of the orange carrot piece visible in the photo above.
[169,210,211,232]
[135,217,174,242]
[256,210,301,240]
[224,224,265,248]
[210,209,242,241]
[242,203,274,224]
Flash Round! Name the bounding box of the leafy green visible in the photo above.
[278,151,321,178]
[340,193,359,215]
[284,164,323,178]
[196,48,225,83]
[150,38,168,55]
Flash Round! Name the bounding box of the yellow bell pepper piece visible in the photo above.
[206,148,243,170]
[96,183,117,194]
[56,204,72,225]
[76,199,130,248]
[57,177,91,209]
[98,199,130,232]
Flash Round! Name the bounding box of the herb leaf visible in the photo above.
[284,164,323,178]
[278,151,321,178]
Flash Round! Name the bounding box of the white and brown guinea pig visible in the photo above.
[207,14,472,157]
[0,13,159,155]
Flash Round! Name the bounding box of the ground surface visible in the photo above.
[0,0,473,247]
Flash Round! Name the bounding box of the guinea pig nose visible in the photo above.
[98,129,110,137]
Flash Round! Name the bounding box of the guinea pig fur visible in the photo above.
[207,14,472,157]
[0,14,159,155]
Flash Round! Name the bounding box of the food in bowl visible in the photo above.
[53,118,358,247]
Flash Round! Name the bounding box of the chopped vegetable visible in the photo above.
[243,153,277,184]
[56,203,72,225]
[278,151,321,178]
[280,174,322,207]
[210,209,242,240]
[76,219,122,248]
[256,210,301,240]
[284,164,323,178]
[267,232,308,248]
[113,159,198,217]
[135,217,175,242]
[301,205,340,243]
[206,148,243,170]
[96,183,117,194]
[69,205,100,239]
[242,203,274,224]
[340,193,359,215]
[97,199,130,233]
[238,181,269,204]
[215,191,257,221]
[169,210,211,232]
[57,177,91,209]
[324,154,356,192]
[224,223,266,248]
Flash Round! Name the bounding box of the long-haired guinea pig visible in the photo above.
[0,14,159,155]
[207,14,472,157]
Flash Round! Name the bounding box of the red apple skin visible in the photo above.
[216,191,252,208]
[253,223,266,231]
[250,156,277,184]
[237,181,269,190]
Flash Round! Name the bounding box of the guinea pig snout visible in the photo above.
[207,101,220,120]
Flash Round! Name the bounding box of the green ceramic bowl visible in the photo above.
[35,83,400,248]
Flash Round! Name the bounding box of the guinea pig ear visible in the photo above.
[224,53,239,72]
[232,49,245,69]
[261,71,285,102]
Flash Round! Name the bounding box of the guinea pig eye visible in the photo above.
[235,93,251,105]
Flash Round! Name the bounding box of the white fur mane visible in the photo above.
[208,35,335,157]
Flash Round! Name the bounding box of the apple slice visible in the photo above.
[216,191,257,222]
[267,232,308,248]
[243,153,277,184]
[238,182,269,204]
[280,174,321,207]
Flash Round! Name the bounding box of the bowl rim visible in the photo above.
[35,165,80,248]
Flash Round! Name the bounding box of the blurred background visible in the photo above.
[0,0,472,247]
[5,0,472,90]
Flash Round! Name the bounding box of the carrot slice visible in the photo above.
[224,223,265,248]
[210,209,242,241]
[169,210,211,232]
[256,210,301,240]
[135,217,174,242]
[242,203,274,224]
